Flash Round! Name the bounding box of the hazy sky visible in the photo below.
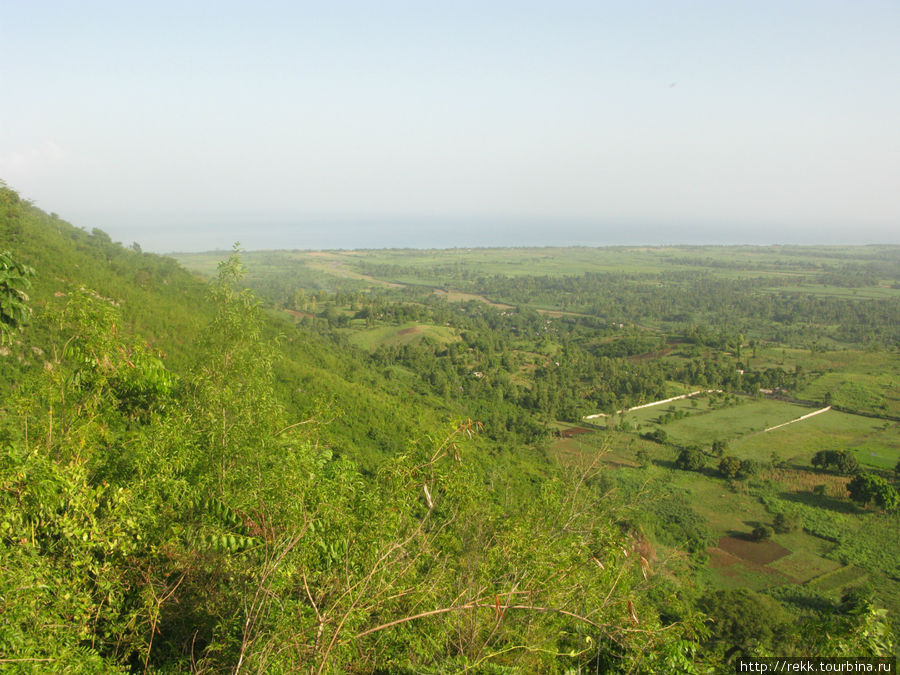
[2,1,898,251]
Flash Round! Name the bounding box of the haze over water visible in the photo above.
[2,1,898,251]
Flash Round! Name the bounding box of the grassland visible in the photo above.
[732,411,899,469]
[175,244,900,292]
[348,322,459,351]
[623,399,814,444]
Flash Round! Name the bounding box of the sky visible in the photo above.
[1,0,898,251]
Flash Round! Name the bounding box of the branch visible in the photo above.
[350,601,606,642]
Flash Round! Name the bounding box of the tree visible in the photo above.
[847,473,899,511]
[718,455,742,479]
[643,428,668,444]
[751,525,773,542]
[700,589,788,658]
[711,439,727,457]
[835,451,860,475]
[675,446,706,472]
[811,450,832,470]
[811,450,859,476]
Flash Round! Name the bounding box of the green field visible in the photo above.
[731,410,899,469]
[175,245,900,295]
[629,399,813,445]
[348,322,459,350]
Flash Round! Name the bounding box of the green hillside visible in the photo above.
[0,185,685,672]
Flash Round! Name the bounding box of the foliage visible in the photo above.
[811,449,860,475]
[2,186,898,668]
[0,235,699,670]
[675,446,707,472]
[737,459,762,480]
[700,589,788,658]
[718,455,742,479]
[751,525,773,542]
[642,428,668,444]
[772,512,800,534]
[0,249,35,344]
[847,473,900,511]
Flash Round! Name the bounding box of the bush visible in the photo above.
[700,589,789,654]
[738,459,762,479]
[643,428,668,444]
[752,525,774,541]
[636,448,652,468]
[718,455,742,479]
[773,512,800,534]
[675,446,706,472]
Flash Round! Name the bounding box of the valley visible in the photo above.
[176,244,900,624]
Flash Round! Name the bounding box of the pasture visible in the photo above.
[348,322,459,351]
[626,399,814,446]
[731,410,899,469]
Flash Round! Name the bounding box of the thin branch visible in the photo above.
[273,418,316,436]
[350,601,606,642]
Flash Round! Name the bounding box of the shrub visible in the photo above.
[675,446,706,472]
[718,455,742,479]
[738,459,762,479]
[752,525,774,541]
[636,448,652,468]
[773,512,800,534]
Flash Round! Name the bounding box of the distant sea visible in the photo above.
[96,218,896,254]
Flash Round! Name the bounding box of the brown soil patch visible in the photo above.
[718,536,791,565]
[535,308,591,318]
[559,426,596,438]
[432,289,513,310]
[284,309,313,319]
[397,327,421,336]
[708,547,741,574]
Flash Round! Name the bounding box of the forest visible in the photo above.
[2,183,898,672]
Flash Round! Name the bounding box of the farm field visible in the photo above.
[628,399,814,445]
[731,410,899,469]
[348,322,459,351]
[551,426,900,612]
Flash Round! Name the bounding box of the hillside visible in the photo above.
[0,184,456,470]
[0,185,670,672]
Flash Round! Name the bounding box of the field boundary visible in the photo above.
[763,406,831,432]
[584,389,722,420]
